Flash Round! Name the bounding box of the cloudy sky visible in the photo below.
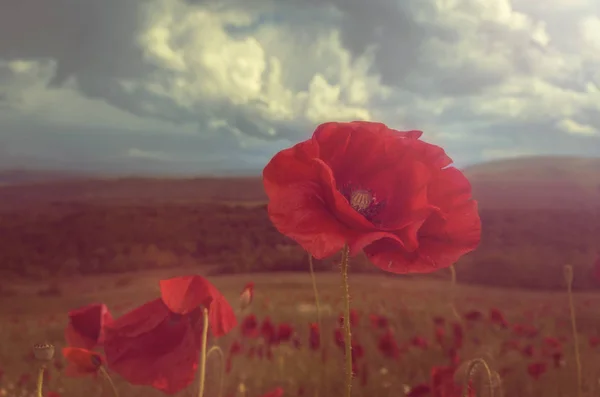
[0,0,599,175]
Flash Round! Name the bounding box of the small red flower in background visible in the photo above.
[431,365,474,397]
[65,303,113,350]
[263,121,481,273]
[527,362,547,380]
[369,314,389,329]
[103,275,237,394]
[240,282,254,310]
[277,323,294,343]
[308,323,320,351]
[407,384,431,397]
[62,347,103,378]
[464,310,483,321]
[489,308,508,328]
[261,387,284,397]
[377,329,400,359]
[240,314,259,338]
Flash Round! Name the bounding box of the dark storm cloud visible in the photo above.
[0,0,150,84]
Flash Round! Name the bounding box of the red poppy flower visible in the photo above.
[240,314,259,338]
[103,275,237,394]
[431,366,473,397]
[277,323,294,343]
[489,308,508,328]
[263,121,481,273]
[65,303,113,350]
[261,387,284,397]
[62,347,103,378]
[308,323,320,351]
[377,329,400,359]
[369,314,389,329]
[527,362,547,380]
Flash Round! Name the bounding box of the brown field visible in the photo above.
[1,270,599,397]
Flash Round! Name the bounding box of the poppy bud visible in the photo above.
[240,282,254,310]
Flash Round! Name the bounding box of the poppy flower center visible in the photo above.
[340,184,385,224]
[349,190,373,211]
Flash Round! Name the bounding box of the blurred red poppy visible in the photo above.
[62,347,103,378]
[261,387,284,397]
[308,322,320,351]
[103,275,237,394]
[65,303,113,350]
[431,365,473,397]
[263,121,481,273]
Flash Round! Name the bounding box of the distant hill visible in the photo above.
[0,169,88,185]
[0,155,598,210]
[463,156,600,210]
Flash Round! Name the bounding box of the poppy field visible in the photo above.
[1,271,600,397]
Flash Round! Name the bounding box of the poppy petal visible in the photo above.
[65,303,113,350]
[160,275,237,336]
[159,275,216,315]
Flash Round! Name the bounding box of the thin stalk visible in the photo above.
[340,245,352,397]
[308,254,322,331]
[564,265,582,397]
[99,366,120,397]
[197,308,210,397]
[36,365,45,397]
[207,346,225,397]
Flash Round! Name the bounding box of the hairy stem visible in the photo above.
[99,366,120,397]
[36,365,45,397]
[207,346,225,397]
[564,265,582,397]
[340,245,352,397]
[197,308,210,397]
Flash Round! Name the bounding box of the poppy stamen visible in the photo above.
[349,190,373,211]
[341,185,385,223]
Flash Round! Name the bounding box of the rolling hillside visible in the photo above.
[463,156,600,210]
[0,155,598,210]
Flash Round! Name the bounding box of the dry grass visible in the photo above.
[1,270,599,397]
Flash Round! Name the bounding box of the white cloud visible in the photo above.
[580,16,600,53]
[127,148,174,161]
[134,0,388,129]
[557,118,599,136]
